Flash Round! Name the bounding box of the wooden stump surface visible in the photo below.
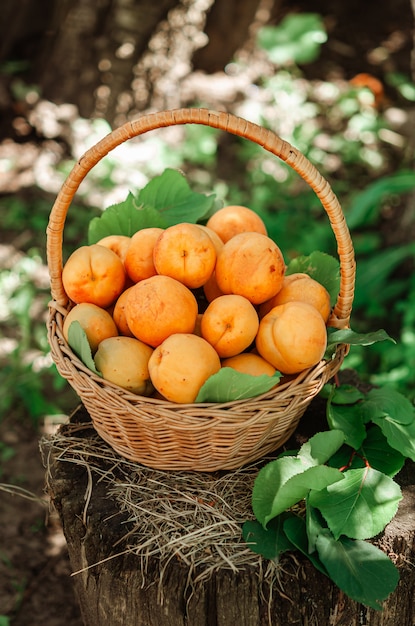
[42,380,415,626]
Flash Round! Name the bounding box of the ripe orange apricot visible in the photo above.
[112,286,135,337]
[96,235,131,263]
[124,274,198,347]
[124,227,164,283]
[195,224,225,255]
[206,205,267,243]
[259,272,331,322]
[62,244,126,308]
[215,232,286,305]
[200,294,259,358]
[221,352,276,377]
[148,333,221,403]
[203,270,225,303]
[153,222,216,289]
[63,302,119,354]
[256,301,328,375]
[94,336,154,395]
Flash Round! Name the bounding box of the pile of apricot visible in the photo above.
[61,205,331,403]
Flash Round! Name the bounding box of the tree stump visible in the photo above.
[42,385,415,626]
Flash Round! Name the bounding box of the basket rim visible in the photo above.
[46,107,356,329]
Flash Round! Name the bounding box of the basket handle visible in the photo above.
[47,108,355,329]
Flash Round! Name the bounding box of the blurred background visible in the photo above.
[0,0,414,624]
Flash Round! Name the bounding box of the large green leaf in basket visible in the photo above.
[88,193,165,243]
[195,368,281,403]
[67,321,102,376]
[137,168,219,225]
[88,169,219,243]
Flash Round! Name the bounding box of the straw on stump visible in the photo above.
[42,379,415,626]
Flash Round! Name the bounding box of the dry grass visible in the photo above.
[42,414,283,603]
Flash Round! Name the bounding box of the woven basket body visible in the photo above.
[47,108,355,472]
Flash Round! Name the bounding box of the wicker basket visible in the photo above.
[46,108,355,472]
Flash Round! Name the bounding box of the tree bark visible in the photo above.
[43,392,415,626]
[192,0,266,73]
[0,0,180,121]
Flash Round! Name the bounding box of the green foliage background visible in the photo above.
[1,11,415,430]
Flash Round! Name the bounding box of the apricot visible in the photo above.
[195,224,225,255]
[215,232,286,305]
[206,205,267,243]
[94,336,154,395]
[200,294,259,358]
[221,352,276,377]
[255,301,328,375]
[203,270,225,303]
[124,274,198,347]
[124,227,164,283]
[112,286,135,337]
[62,244,126,308]
[153,222,216,289]
[148,333,221,403]
[96,235,131,263]
[259,272,331,322]
[63,302,119,354]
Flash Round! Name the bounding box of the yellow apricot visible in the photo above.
[256,301,328,375]
[260,272,331,322]
[221,352,276,376]
[153,222,216,288]
[94,336,154,395]
[206,205,267,242]
[112,286,135,337]
[148,333,221,403]
[195,224,225,255]
[63,302,119,354]
[62,244,126,308]
[215,232,286,305]
[124,227,164,283]
[200,294,259,358]
[96,235,131,263]
[124,274,198,347]
[203,270,225,303]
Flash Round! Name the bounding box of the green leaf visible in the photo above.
[328,427,406,478]
[137,168,216,226]
[360,426,406,477]
[309,467,402,540]
[327,402,366,450]
[242,514,295,561]
[88,192,167,243]
[88,169,218,243]
[371,416,415,461]
[283,515,328,576]
[67,321,102,376]
[327,444,362,471]
[326,328,395,354]
[330,384,365,405]
[346,171,415,229]
[353,243,415,311]
[195,368,281,403]
[306,503,328,554]
[298,430,345,466]
[252,457,343,526]
[257,13,327,66]
[366,387,415,425]
[315,529,399,610]
[285,251,339,306]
